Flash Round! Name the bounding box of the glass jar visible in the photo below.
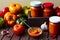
[55,6,60,16]
[49,16,60,35]
[30,1,42,17]
[43,2,54,17]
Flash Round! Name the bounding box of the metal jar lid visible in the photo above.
[30,1,42,7]
[49,16,60,23]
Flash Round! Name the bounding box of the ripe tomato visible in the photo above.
[12,24,25,35]
[4,12,18,26]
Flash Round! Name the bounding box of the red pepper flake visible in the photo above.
[6,34,11,38]
[1,30,10,35]
[50,34,56,39]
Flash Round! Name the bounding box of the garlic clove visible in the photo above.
[41,22,47,30]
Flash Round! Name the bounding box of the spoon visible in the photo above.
[20,18,31,28]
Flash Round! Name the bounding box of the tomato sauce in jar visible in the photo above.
[49,16,60,35]
[43,2,54,17]
[30,1,42,17]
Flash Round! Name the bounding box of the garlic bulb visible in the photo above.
[41,22,47,30]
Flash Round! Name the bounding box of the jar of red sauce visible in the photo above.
[43,2,54,17]
[49,16,60,35]
[55,6,60,16]
[30,1,42,17]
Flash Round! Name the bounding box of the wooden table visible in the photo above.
[0,17,60,40]
[0,27,60,40]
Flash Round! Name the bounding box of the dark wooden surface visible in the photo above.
[0,17,60,40]
[0,27,60,40]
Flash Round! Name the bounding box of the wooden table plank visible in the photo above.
[0,25,10,40]
[0,29,6,40]
[57,35,60,40]
[19,29,29,40]
[48,34,57,40]
[20,32,29,40]
[2,27,13,40]
[11,35,20,40]
[29,37,39,40]
[39,31,49,40]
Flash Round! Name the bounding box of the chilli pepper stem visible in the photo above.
[20,18,31,28]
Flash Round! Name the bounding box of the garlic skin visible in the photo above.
[41,22,47,30]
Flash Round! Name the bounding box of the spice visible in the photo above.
[6,34,11,38]
[1,30,9,35]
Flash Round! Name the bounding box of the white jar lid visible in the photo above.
[30,1,42,7]
[49,16,60,23]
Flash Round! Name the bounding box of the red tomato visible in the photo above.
[12,24,25,35]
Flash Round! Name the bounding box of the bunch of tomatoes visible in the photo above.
[0,3,27,35]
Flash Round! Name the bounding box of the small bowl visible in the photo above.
[28,27,42,37]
